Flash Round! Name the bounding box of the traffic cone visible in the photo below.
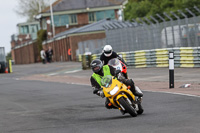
[5,67,8,73]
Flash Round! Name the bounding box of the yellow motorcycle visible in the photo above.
[101,73,143,117]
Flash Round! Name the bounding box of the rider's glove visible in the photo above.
[97,90,105,98]
[93,88,99,94]
[118,73,125,81]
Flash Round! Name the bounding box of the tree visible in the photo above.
[124,0,200,22]
[15,0,49,22]
[6,51,12,62]
[37,29,47,54]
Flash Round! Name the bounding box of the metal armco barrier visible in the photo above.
[84,47,200,68]
[174,47,200,67]
[155,49,170,67]
[133,50,148,68]
[91,54,101,60]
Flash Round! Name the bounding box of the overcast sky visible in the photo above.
[0,0,58,55]
[0,1,26,54]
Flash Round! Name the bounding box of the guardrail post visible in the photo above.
[169,51,174,88]
[9,60,13,73]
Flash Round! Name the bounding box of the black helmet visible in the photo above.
[90,59,103,73]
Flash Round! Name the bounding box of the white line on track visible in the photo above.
[48,73,58,76]
[143,90,200,98]
[64,69,82,74]
[54,80,200,98]
[66,83,200,98]
[47,69,82,76]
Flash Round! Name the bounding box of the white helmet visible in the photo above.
[103,45,113,57]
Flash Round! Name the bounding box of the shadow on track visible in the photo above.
[80,115,135,123]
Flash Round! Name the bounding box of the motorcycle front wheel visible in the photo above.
[137,103,144,114]
[118,97,137,117]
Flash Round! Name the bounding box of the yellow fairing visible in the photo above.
[102,78,135,109]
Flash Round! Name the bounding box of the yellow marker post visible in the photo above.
[9,60,12,73]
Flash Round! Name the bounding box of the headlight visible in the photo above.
[109,86,119,95]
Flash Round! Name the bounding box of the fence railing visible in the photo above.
[103,7,200,53]
[87,47,200,68]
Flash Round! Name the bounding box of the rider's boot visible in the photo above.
[133,86,143,97]
[128,79,143,97]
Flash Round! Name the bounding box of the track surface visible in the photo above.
[0,62,200,132]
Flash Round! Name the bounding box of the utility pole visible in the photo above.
[38,0,41,13]
[50,0,55,38]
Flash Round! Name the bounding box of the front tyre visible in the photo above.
[118,97,137,117]
[137,103,144,115]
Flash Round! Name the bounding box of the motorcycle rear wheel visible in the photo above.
[118,97,137,117]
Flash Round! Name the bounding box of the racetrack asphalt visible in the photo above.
[11,62,200,97]
[0,62,200,133]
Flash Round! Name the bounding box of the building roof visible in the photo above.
[17,21,40,26]
[53,19,137,39]
[42,0,126,13]
[53,19,113,38]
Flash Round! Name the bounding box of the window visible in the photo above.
[61,15,69,26]
[20,27,23,34]
[54,15,60,26]
[24,26,29,34]
[20,26,29,34]
[31,27,35,33]
[105,10,115,19]
[30,25,37,33]
[53,14,77,26]
[90,10,115,22]
[96,11,105,21]
[30,25,38,40]
[42,18,47,29]
[53,15,69,26]
[69,14,77,24]
[89,12,95,22]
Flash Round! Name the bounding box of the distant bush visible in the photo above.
[37,29,47,52]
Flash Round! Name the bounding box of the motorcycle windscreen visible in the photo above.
[101,75,112,88]
[108,58,122,71]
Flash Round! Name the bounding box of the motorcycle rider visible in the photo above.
[100,45,126,65]
[90,59,143,112]
[100,45,128,78]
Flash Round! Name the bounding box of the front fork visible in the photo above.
[116,94,137,111]
[127,97,139,111]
